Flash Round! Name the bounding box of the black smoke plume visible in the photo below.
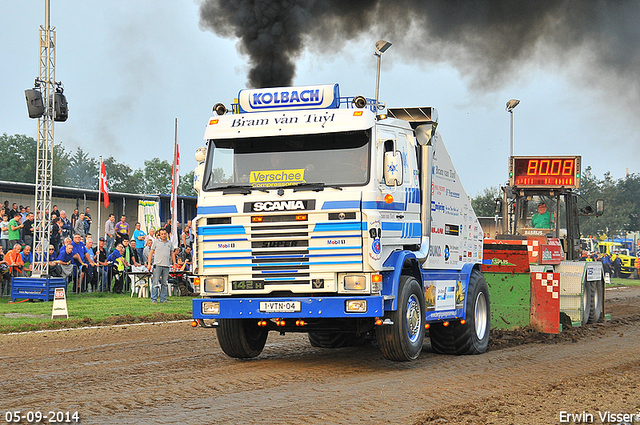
[199,0,639,93]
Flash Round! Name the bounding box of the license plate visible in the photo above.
[259,301,301,313]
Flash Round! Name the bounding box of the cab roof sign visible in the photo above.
[238,84,340,113]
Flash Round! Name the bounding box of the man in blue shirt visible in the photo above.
[55,243,75,283]
[56,243,75,264]
[71,233,95,292]
[20,245,33,277]
[132,222,147,259]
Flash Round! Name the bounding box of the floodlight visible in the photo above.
[375,40,392,54]
[506,99,520,112]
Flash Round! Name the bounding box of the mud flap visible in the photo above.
[530,272,560,333]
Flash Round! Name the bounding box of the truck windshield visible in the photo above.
[202,130,371,190]
[609,245,622,254]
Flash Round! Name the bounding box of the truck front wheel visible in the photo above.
[430,270,490,355]
[216,319,268,359]
[376,275,425,361]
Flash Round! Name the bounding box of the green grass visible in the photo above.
[1,275,636,335]
[0,292,194,334]
[608,277,640,287]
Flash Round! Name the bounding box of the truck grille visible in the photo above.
[249,222,310,285]
[200,212,363,289]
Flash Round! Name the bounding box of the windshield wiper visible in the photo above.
[292,182,343,192]
[214,184,269,194]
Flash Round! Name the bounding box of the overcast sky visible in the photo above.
[1,1,638,197]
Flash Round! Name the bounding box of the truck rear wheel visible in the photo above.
[216,319,268,359]
[588,280,604,323]
[430,270,490,355]
[308,332,355,348]
[375,275,425,361]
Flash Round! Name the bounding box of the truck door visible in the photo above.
[398,131,421,247]
[377,129,420,247]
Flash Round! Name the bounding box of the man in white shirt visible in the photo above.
[104,214,116,253]
[147,228,175,304]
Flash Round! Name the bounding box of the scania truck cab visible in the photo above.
[191,84,488,361]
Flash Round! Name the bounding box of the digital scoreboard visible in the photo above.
[509,156,580,189]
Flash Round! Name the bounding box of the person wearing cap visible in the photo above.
[531,202,554,228]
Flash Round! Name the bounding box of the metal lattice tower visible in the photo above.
[32,1,55,277]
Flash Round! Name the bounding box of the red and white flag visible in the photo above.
[100,160,110,208]
[170,142,180,247]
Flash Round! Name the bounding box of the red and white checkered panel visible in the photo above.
[530,272,560,333]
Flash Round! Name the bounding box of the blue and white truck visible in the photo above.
[191,83,489,361]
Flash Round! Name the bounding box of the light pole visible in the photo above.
[374,40,392,109]
[504,99,519,236]
[506,99,520,158]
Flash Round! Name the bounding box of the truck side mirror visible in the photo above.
[415,124,434,146]
[383,151,403,186]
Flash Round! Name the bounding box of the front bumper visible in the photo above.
[193,295,385,319]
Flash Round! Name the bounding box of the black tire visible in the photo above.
[581,278,592,326]
[308,332,354,348]
[588,280,603,323]
[216,319,268,359]
[430,269,490,355]
[634,269,639,280]
[375,275,425,361]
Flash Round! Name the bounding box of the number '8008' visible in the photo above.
[526,159,574,176]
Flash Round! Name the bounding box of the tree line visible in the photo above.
[0,133,196,197]
[471,166,640,239]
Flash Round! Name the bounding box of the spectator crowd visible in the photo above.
[0,199,195,300]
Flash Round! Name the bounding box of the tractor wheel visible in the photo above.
[581,278,592,326]
[588,280,604,323]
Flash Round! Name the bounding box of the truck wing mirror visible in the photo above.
[415,124,435,146]
[383,151,403,186]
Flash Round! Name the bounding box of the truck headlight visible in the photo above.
[202,301,220,315]
[344,274,366,290]
[204,277,225,293]
[346,300,367,312]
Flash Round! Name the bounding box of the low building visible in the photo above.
[0,180,196,235]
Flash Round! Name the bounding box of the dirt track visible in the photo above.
[1,287,639,425]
